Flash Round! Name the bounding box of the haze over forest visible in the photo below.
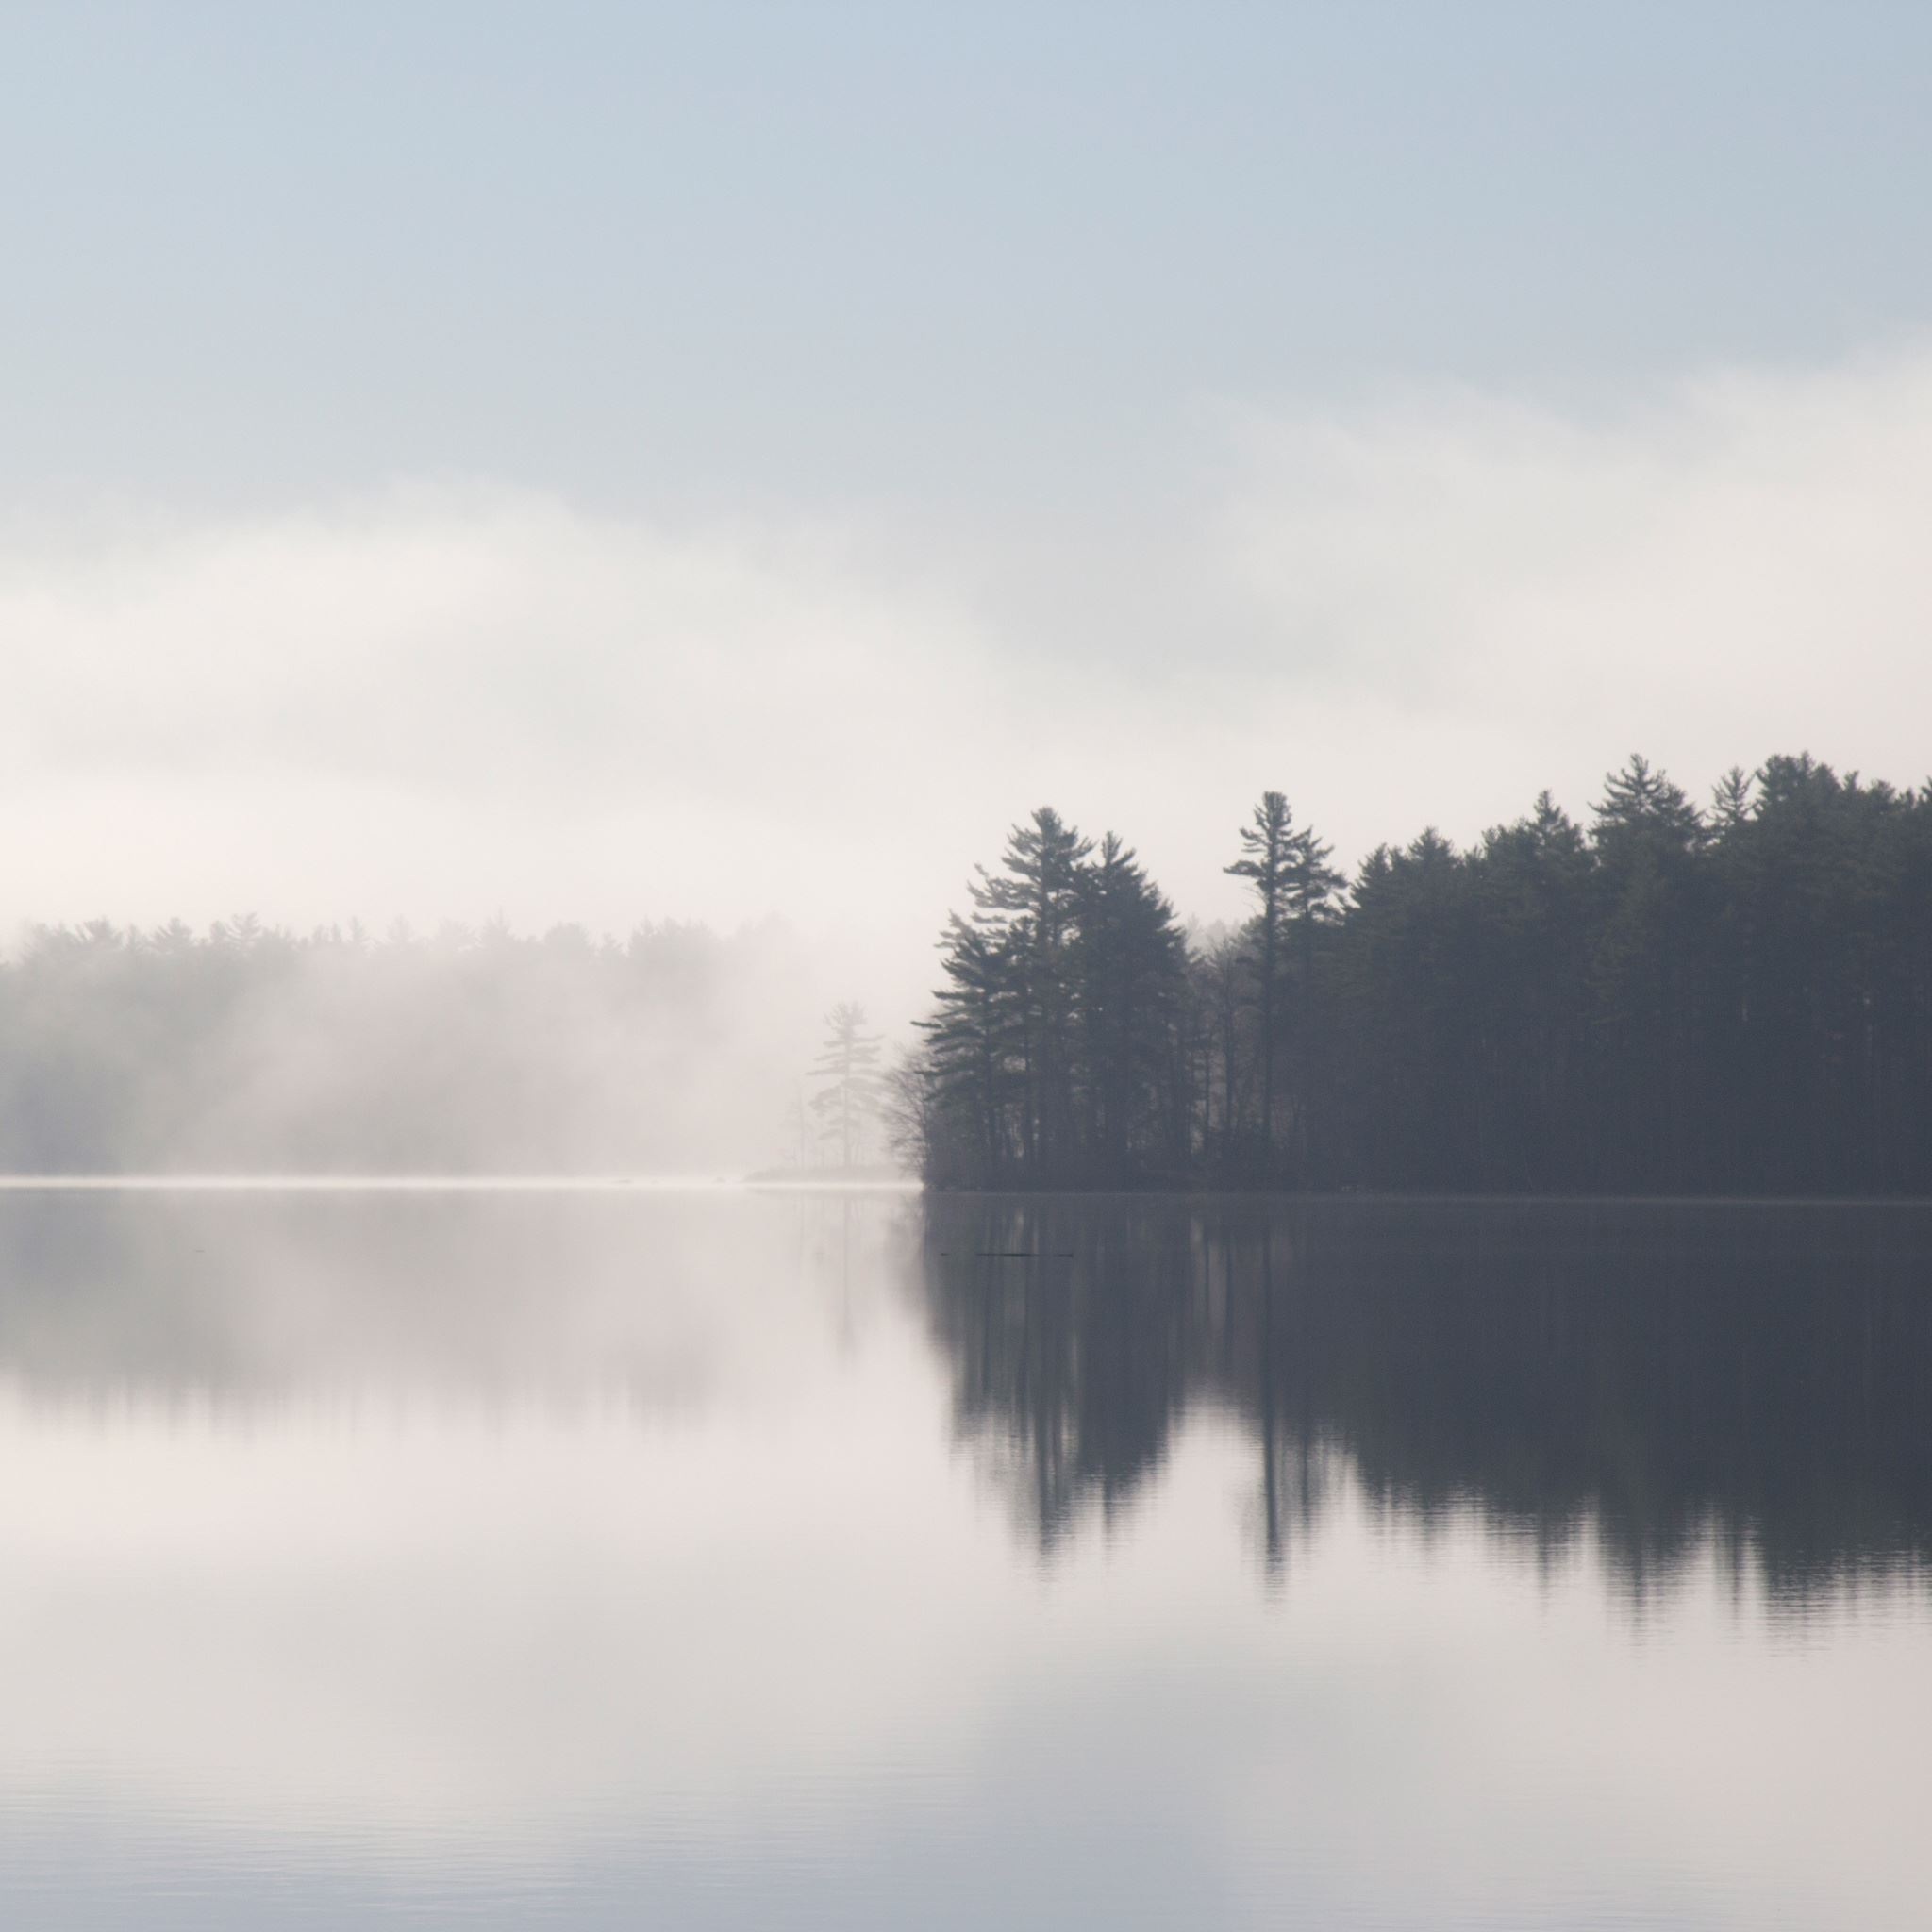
[4,748,1925,1192]
[12,15,1932,1932]
[7,8,1932,1187]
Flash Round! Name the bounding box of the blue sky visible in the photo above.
[4,4,1932,1009]
[8,2,1930,511]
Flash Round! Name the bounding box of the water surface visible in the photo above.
[1,1187,1927,1928]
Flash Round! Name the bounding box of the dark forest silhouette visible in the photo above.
[903,754,1932,1195]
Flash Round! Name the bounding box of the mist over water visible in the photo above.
[10,8,1932,1924]
[2,1187,1928,1928]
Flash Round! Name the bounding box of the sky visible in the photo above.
[5,2,1932,1022]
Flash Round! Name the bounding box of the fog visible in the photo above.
[8,351,1932,971]
[0,920,854,1176]
[9,352,1932,1169]
[9,14,1932,1927]
[8,10,1932,1171]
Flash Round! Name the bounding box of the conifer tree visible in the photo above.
[808,1002,885,1170]
[900,756,1932,1197]
[1225,792,1297,1168]
[972,808,1092,1174]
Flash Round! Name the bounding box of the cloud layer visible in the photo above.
[6,346,1930,1012]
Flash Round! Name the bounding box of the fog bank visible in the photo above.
[0,920,845,1175]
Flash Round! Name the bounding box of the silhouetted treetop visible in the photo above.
[902,755,1932,1195]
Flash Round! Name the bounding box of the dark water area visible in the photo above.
[922,1194,1932,1597]
[0,1186,1928,1927]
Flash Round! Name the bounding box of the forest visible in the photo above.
[901,755,1932,1195]
[0,917,821,1174]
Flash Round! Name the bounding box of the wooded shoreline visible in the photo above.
[898,755,1932,1198]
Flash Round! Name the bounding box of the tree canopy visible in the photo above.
[900,756,1932,1195]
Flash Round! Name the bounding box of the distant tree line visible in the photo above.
[901,755,1932,1195]
[0,917,818,1174]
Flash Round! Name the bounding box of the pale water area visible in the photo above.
[0,1184,1928,1929]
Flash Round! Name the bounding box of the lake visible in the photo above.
[0,1185,1927,1928]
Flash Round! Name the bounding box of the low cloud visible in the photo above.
[5,347,1931,990]
[1212,345,1932,804]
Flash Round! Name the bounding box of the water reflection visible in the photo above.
[5,1188,1930,1605]
[919,1196,1932,1601]
[0,1185,901,1411]
[2,1188,1931,1927]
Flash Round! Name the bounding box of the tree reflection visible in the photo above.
[917,1195,1932,1600]
[4,1188,1928,1608]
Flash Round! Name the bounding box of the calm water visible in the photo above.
[1,1186,1928,1929]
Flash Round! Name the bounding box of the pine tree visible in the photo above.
[902,758,1932,1198]
[1074,832,1189,1179]
[808,1002,885,1170]
[1225,792,1297,1170]
[972,808,1092,1176]
[920,914,1022,1181]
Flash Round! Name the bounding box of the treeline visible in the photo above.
[0,916,818,1173]
[902,755,1932,1194]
